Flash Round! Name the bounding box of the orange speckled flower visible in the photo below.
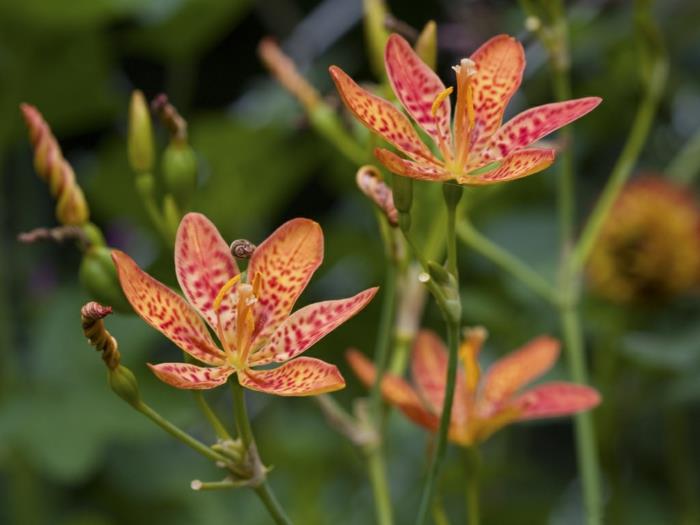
[347,328,600,446]
[112,213,377,395]
[587,175,700,303]
[329,34,601,185]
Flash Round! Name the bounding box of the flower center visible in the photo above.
[451,58,477,173]
[212,272,263,369]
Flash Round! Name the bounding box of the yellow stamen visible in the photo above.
[459,326,487,392]
[431,87,453,117]
[213,274,241,311]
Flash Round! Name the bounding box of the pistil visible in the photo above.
[452,58,477,173]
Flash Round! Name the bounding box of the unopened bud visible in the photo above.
[415,21,438,70]
[20,104,90,225]
[128,90,155,173]
[356,165,398,226]
[230,239,256,259]
[258,38,321,112]
[109,365,141,407]
[162,143,197,207]
[81,301,120,369]
[79,246,130,313]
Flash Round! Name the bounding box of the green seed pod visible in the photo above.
[162,142,197,207]
[109,365,141,407]
[79,246,130,313]
[128,90,155,174]
[415,21,438,71]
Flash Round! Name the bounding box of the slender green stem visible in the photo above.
[367,449,394,525]
[230,380,293,525]
[192,391,232,441]
[254,483,293,525]
[432,498,452,525]
[135,401,228,464]
[456,220,559,304]
[134,172,173,247]
[415,319,461,525]
[464,446,481,525]
[415,185,463,525]
[309,105,369,166]
[569,55,667,272]
[559,305,602,525]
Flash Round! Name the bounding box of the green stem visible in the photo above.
[570,40,667,273]
[559,305,602,525]
[367,449,394,525]
[230,380,293,525]
[192,391,232,441]
[415,319,461,525]
[464,446,481,525]
[310,105,369,166]
[456,220,559,305]
[134,172,173,247]
[444,183,463,279]
[135,401,228,464]
[367,217,397,525]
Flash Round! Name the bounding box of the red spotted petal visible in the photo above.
[329,66,438,163]
[250,287,378,366]
[248,218,324,342]
[462,148,555,185]
[514,382,601,420]
[385,33,451,149]
[481,336,560,405]
[411,330,468,426]
[374,148,451,181]
[470,34,526,148]
[148,362,235,390]
[240,357,345,396]
[481,97,602,159]
[112,250,225,365]
[346,349,439,431]
[175,212,239,332]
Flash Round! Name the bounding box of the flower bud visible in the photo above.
[356,165,398,226]
[415,21,437,70]
[108,365,142,407]
[162,142,197,207]
[128,90,155,174]
[20,104,90,226]
[162,194,182,240]
[79,246,130,313]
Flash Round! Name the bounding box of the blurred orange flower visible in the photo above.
[113,213,377,395]
[348,328,600,446]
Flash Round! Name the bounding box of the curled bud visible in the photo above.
[128,90,155,174]
[230,239,256,259]
[356,165,399,226]
[258,38,321,112]
[415,21,437,70]
[20,104,90,225]
[79,246,131,313]
[81,302,119,369]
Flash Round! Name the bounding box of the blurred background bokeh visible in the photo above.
[2,0,700,523]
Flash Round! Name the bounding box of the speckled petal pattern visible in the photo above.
[240,357,345,396]
[148,362,235,389]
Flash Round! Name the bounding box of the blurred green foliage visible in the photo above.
[2,0,700,524]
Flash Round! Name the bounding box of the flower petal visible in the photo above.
[462,148,555,185]
[411,330,468,427]
[374,148,451,181]
[346,349,438,431]
[329,66,438,163]
[239,357,344,396]
[250,288,378,366]
[470,34,526,148]
[175,212,240,331]
[148,362,235,390]
[385,33,451,149]
[514,382,601,420]
[481,336,560,405]
[248,218,324,342]
[112,250,225,365]
[481,97,602,159]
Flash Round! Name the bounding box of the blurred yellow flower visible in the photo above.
[587,175,700,303]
